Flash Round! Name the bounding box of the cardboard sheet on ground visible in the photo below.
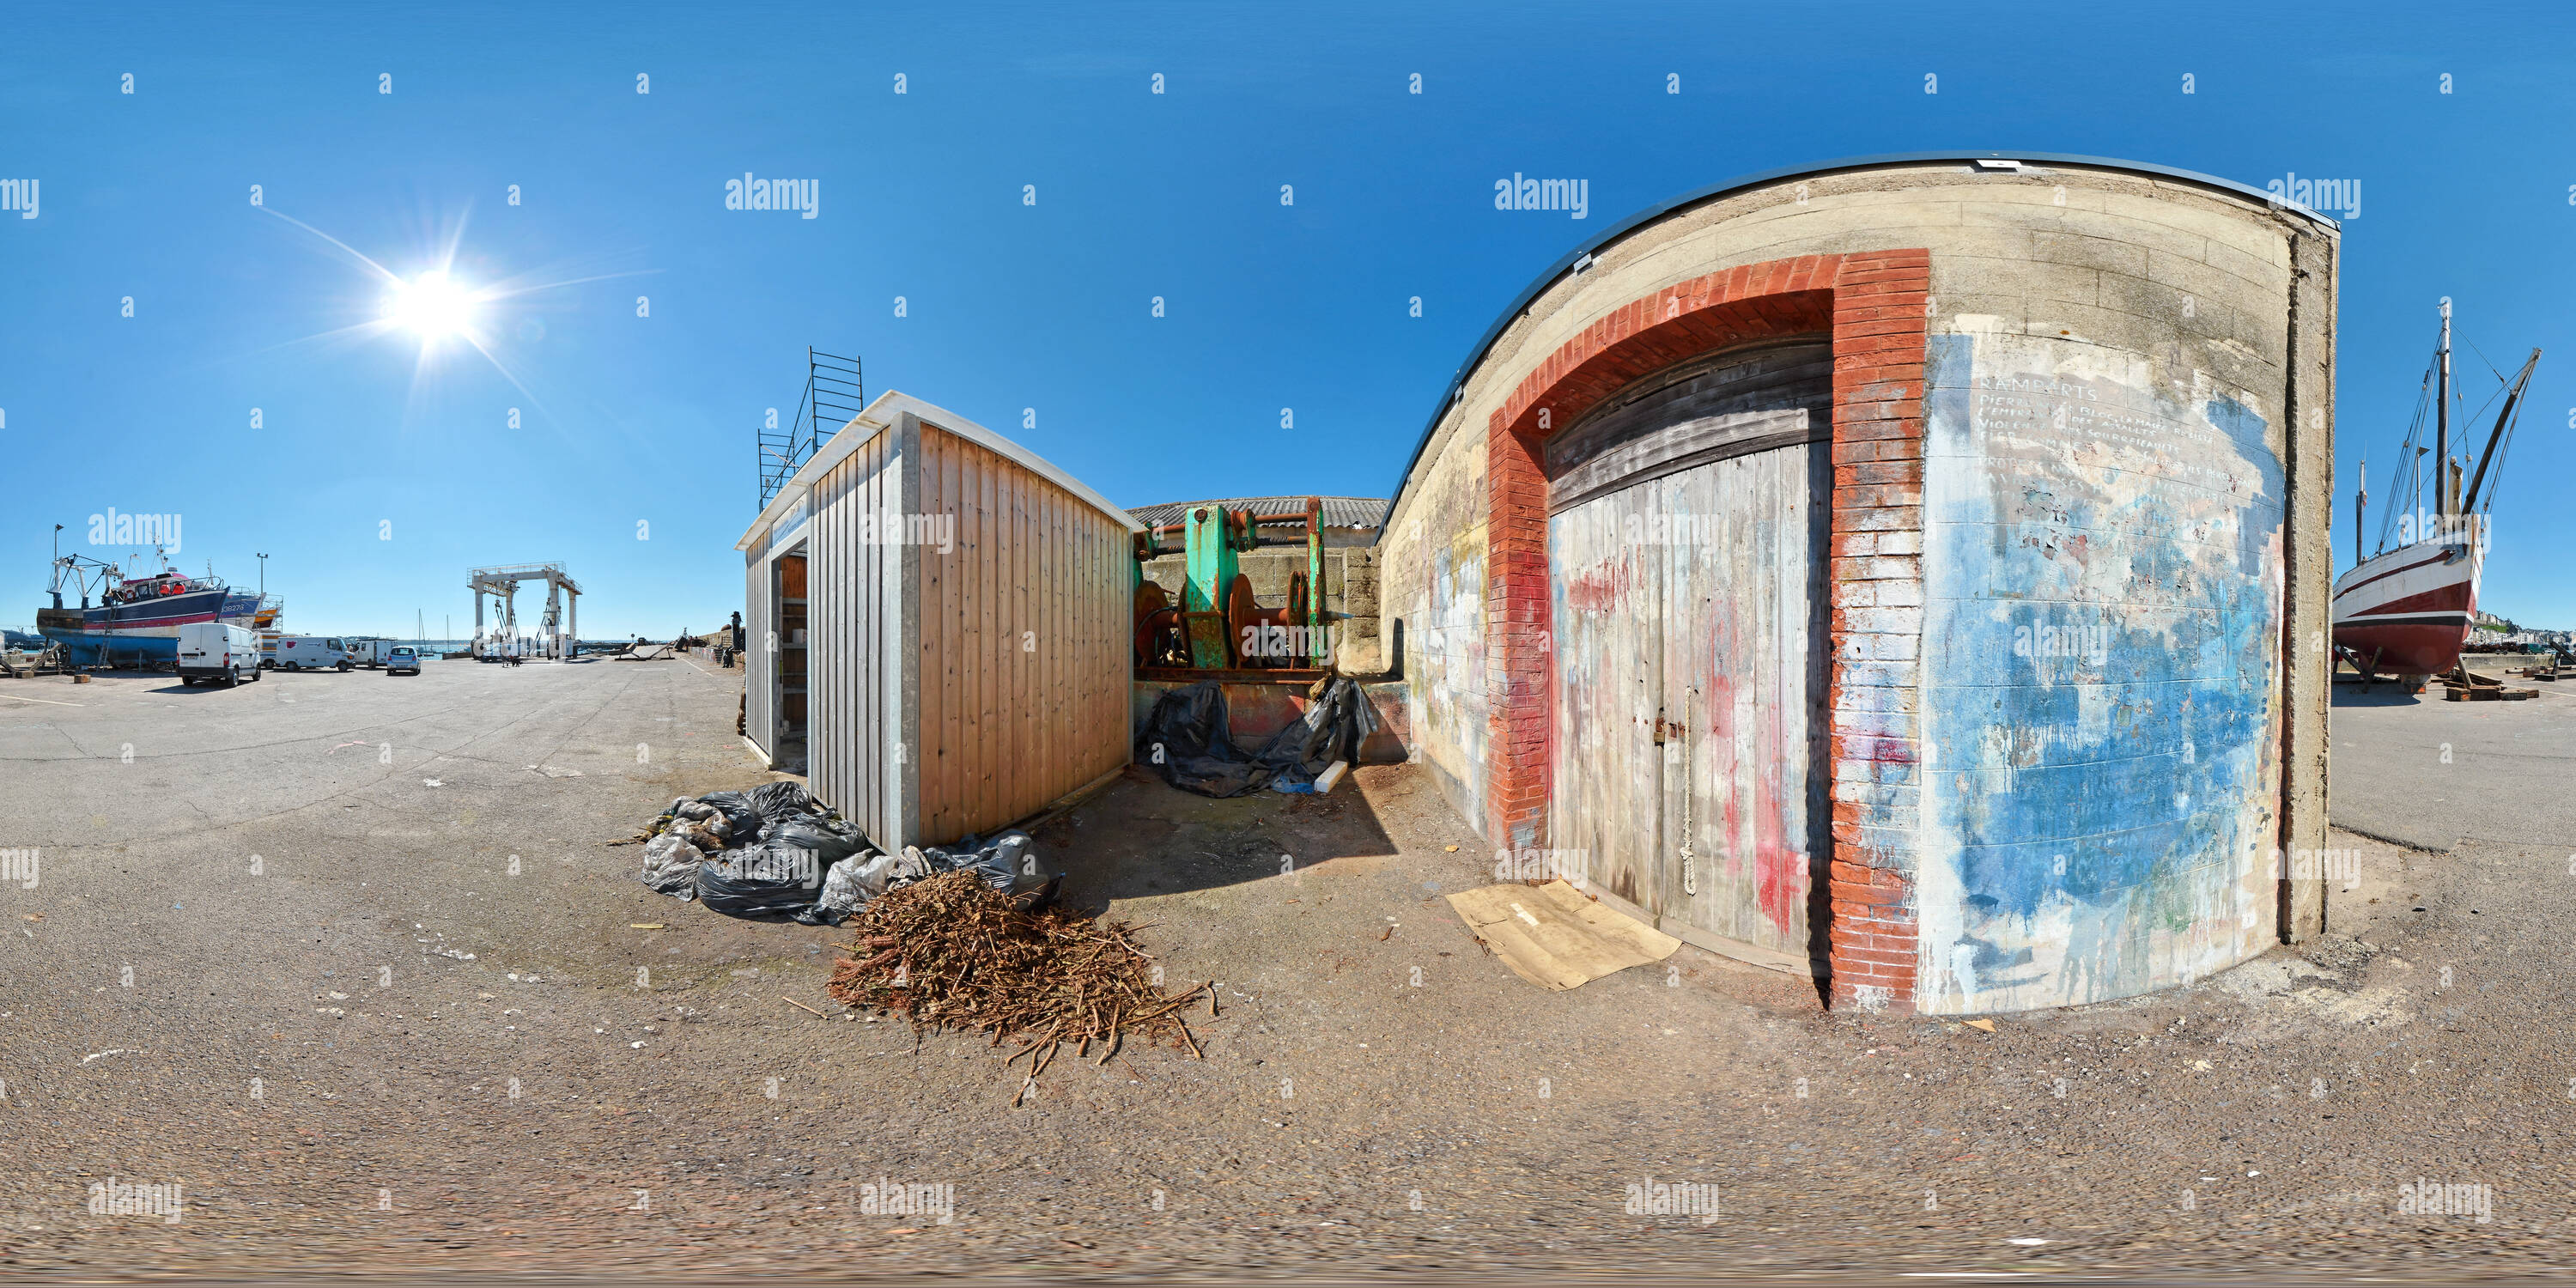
[1445,879,1680,990]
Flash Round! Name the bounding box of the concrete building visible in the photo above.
[737,392,1139,849]
[1375,153,2337,1014]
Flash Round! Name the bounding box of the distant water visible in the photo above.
[385,639,636,653]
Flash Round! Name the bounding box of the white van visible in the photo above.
[177,623,263,688]
[273,636,352,671]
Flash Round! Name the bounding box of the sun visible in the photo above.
[250,203,653,420]
[384,270,477,338]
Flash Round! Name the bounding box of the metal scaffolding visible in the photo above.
[467,562,580,659]
[758,347,862,507]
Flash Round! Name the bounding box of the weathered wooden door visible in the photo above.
[1546,489,1665,908]
[1546,337,1832,967]
[1655,447,1831,963]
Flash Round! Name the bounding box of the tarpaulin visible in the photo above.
[1134,678,1377,798]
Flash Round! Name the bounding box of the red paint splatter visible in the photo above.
[1562,558,1628,613]
[1692,636,1802,939]
[1688,617,1796,937]
[1750,703,1802,939]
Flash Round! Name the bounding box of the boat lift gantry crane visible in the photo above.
[468,562,580,659]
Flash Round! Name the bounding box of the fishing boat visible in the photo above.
[34,550,266,667]
[2334,301,2539,683]
[222,589,283,630]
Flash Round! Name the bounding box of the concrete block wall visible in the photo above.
[1376,158,2335,1013]
[1385,444,1491,837]
[1335,547,1385,673]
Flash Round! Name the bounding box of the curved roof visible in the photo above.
[1376,150,2342,542]
[1128,495,1388,531]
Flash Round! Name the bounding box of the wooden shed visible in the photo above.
[736,392,1139,850]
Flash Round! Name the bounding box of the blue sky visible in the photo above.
[4,2,2574,636]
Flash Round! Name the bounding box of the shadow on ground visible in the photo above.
[2329,680,2427,708]
[1035,765,1399,915]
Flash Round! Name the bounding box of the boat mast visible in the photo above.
[2435,298,2453,520]
[2355,454,2366,567]
[2460,348,2543,514]
[2411,447,2428,534]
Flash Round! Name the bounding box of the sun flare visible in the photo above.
[384,270,476,338]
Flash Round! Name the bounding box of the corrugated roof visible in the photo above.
[1127,496,1388,531]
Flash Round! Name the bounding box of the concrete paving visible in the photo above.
[1,656,2572,1279]
[2328,667,2576,850]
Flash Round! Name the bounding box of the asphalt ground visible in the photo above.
[0,656,2569,1281]
[2328,659,2576,850]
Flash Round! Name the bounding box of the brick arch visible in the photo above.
[1480,249,1931,1011]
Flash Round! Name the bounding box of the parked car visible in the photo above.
[272,636,352,671]
[344,639,397,668]
[176,623,263,688]
[385,645,422,676]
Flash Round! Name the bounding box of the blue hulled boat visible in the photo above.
[36,555,269,666]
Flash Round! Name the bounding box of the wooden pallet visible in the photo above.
[2442,664,2537,701]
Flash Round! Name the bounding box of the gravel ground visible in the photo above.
[0,657,2569,1280]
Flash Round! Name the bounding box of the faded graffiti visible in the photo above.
[1914,330,2283,1013]
[1549,447,1826,956]
[1411,537,1487,813]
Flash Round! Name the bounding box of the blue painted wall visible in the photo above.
[1916,330,2286,1012]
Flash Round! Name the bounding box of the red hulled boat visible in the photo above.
[2332,526,2482,677]
[2334,300,2537,683]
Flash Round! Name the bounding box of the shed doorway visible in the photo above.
[1544,336,1833,972]
[774,547,808,774]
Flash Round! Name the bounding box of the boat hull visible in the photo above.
[2332,533,2481,677]
[35,587,239,665]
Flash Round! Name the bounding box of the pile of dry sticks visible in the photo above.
[823,870,1215,1103]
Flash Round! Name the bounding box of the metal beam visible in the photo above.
[465,562,580,659]
[1181,506,1238,669]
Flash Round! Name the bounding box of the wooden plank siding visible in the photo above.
[913,423,1130,841]
[1544,337,1832,514]
[1656,443,1831,958]
[1546,495,1664,909]
[802,409,1131,850]
[1544,337,1833,969]
[808,421,901,841]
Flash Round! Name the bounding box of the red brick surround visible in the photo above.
[1480,249,1932,1012]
